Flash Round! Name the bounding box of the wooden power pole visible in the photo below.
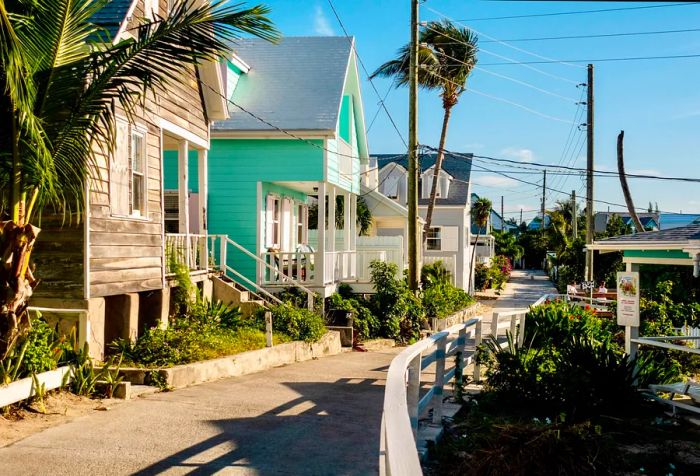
[500,196,504,231]
[541,170,547,233]
[407,0,420,291]
[572,189,577,238]
[585,64,595,281]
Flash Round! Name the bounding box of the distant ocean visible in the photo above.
[659,213,700,230]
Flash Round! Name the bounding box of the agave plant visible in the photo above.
[0,0,279,357]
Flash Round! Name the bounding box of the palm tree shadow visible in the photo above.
[132,378,386,475]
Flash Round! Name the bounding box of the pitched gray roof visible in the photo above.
[376,152,473,206]
[92,0,133,39]
[596,224,700,244]
[213,37,354,132]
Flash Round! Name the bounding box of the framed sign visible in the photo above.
[616,272,640,327]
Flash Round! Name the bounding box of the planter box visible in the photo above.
[119,331,342,389]
[0,366,71,408]
[431,303,480,331]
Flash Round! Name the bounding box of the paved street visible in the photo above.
[0,349,400,476]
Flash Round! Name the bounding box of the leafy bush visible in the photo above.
[487,255,512,290]
[369,260,425,343]
[421,260,451,288]
[266,304,326,343]
[474,263,489,291]
[423,283,474,319]
[328,293,379,342]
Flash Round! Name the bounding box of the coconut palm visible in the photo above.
[0,0,278,357]
[370,20,478,233]
[469,197,492,291]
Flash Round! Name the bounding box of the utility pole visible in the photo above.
[585,64,595,282]
[520,208,523,226]
[572,189,577,239]
[541,170,547,234]
[407,0,420,291]
[500,196,504,232]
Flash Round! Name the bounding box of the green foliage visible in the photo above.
[493,230,523,263]
[422,283,474,319]
[487,255,512,290]
[265,304,326,343]
[328,293,379,342]
[369,260,425,343]
[421,260,451,288]
[474,263,489,291]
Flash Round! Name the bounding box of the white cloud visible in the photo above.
[501,147,534,163]
[313,5,334,36]
[473,175,519,188]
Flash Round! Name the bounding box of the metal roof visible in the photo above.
[213,37,354,132]
[375,153,473,206]
[593,224,700,246]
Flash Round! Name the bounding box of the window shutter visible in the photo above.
[265,195,275,248]
[110,120,131,216]
[442,226,459,252]
[281,198,292,251]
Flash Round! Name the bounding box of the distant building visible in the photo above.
[527,215,551,231]
[659,213,700,230]
[594,212,659,234]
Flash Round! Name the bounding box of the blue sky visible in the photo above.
[251,1,700,221]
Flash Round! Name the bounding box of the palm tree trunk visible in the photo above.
[469,231,481,293]
[0,114,39,359]
[617,131,644,233]
[424,104,453,233]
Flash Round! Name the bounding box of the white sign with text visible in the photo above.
[616,272,640,327]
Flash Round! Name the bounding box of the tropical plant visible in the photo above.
[493,229,523,264]
[469,197,492,289]
[370,20,478,232]
[0,0,279,358]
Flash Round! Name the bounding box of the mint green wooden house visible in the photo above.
[204,37,372,297]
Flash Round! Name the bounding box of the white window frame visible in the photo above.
[265,194,282,249]
[297,203,308,245]
[130,126,148,218]
[426,227,442,251]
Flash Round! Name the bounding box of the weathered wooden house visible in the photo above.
[32,0,228,359]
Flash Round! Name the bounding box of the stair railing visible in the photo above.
[210,235,316,311]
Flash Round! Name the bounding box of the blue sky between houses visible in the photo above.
[237,1,700,221]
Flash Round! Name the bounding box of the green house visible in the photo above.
[180,37,373,297]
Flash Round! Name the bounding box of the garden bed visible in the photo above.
[119,331,342,389]
[0,366,71,408]
[431,303,480,331]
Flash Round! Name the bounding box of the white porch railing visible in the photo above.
[356,250,387,282]
[326,251,357,282]
[261,252,317,286]
[380,318,483,476]
[166,233,208,273]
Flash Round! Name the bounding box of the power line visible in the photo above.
[455,3,700,22]
[481,53,700,66]
[426,5,585,69]
[479,27,700,43]
[326,0,407,148]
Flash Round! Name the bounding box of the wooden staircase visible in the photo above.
[212,275,269,317]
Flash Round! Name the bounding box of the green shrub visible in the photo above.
[328,293,379,341]
[474,263,489,291]
[267,304,326,343]
[423,283,474,319]
[487,255,512,290]
[421,260,451,288]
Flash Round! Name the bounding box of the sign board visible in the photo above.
[581,281,596,291]
[616,272,640,327]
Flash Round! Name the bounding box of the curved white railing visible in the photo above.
[380,318,482,476]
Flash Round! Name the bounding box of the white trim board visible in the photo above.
[622,257,694,266]
[160,119,209,150]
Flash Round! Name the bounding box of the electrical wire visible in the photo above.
[455,3,700,22]
[480,53,700,66]
[479,27,700,43]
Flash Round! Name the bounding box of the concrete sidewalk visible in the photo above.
[0,349,401,475]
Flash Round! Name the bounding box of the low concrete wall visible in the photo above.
[119,331,342,389]
[0,366,71,408]
[431,303,481,331]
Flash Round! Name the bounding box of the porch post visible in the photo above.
[178,140,190,268]
[197,149,208,271]
[317,182,326,286]
[178,140,190,234]
[343,191,351,252]
[328,185,337,281]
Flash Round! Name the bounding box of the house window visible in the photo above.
[426,227,441,251]
[130,130,147,216]
[265,195,281,248]
[110,119,147,218]
[297,204,308,244]
[383,175,399,200]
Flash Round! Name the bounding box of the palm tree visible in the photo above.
[0,0,278,357]
[469,197,492,291]
[370,20,477,233]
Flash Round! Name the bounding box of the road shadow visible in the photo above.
[132,377,386,475]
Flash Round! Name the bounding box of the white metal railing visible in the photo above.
[326,250,357,282]
[380,318,483,476]
[166,233,208,273]
[210,235,316,311]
